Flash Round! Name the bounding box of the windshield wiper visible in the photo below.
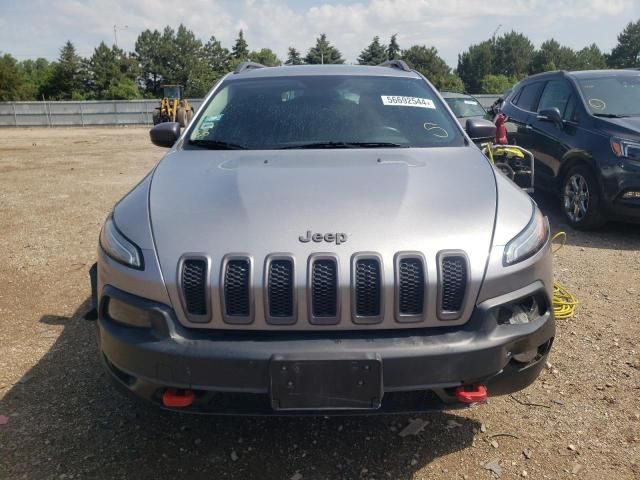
[281,141,405,149]
[189,139,248,150]
[593,113,630,118]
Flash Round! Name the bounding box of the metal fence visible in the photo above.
[0,99,204,127]
[0,95,498,127]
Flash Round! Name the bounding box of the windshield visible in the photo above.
[188,75,464,149]
[577,75,640,116]
[444,97,487,118]
[164,86,181,99]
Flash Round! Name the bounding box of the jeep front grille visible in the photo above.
[439,255,468,318]
[354,258,381,318]
[177,250,472,329]
[398,257,425,316]
[181,259,208,316]
[267,258,294,319]
[224,259,251,317]
[311,258,338,319]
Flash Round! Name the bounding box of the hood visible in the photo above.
[149,146,498,328]
[596,116,640,141]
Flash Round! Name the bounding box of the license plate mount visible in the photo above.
[269,354,383,411]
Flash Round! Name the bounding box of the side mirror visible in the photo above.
[466,118,497,141]
[537,107,563,127]
[150,122,181,148]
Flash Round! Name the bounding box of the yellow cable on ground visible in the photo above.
[551,231,578,319]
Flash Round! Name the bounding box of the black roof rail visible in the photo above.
[234,61,266,74]
[377,59,411,72]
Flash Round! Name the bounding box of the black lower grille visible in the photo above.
[181,259,207,315]
[311,259,337,318]
[224,259,250,316]
[354,258,381,317]
[268,259,294,318]
[398,258,424,315]
[441,256,467,313]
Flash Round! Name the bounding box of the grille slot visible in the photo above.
[354,258,381,317]
[181,259,208,316]
[224,259,251,317]
[398,257,425,316]
[267,259,294,318]
[311,258,338,318]
[440,255,468,315]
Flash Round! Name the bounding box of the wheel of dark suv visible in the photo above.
[561,165,607,230]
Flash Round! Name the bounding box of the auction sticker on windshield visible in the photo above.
[381,96,435,109]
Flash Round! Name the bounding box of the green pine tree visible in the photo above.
[358,36,387,65]
[305,34,344,64]
[232,30,249,60]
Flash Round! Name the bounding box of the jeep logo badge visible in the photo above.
[299,230,347,245]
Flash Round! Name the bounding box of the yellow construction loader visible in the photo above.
[153,85,194,127]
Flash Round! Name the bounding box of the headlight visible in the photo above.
[99,215,143,269]
[610,137,640,160]
[503,205,549,266]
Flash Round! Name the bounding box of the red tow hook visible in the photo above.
[162,388,195,408]
[455,385,488,404]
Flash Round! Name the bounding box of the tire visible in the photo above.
[176,107,187,127]
[561,165,607,230]
[152,111,160,125]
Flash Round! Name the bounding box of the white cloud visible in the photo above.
[0,0,637,65]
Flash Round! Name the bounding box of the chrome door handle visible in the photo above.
[525,124,533,130]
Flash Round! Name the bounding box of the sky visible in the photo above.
[1,0,639,67]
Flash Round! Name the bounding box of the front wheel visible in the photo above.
[561,166,607,230]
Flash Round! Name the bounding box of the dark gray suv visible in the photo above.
[501,69,640,229]
[88,61,554,414]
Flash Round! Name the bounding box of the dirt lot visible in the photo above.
[0,127,639,479]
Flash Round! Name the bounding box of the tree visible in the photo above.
[0,53,23,101]
[574,44,607,70]
[86,42,140,99]
[494,31,535,78]
[18,58,55,100]
[358,36,387,65]
[285,47,303,65]
[387,34,400,60]
[480,74,517,94]
[608,20,640,68]
[457,40,496,93]
[530,39,576,74]
[172,24,204,96]
[439,74,465,93]
[134,29,164,96]
[232,29,249,60]
[249,48,281,66]
[48,41,84,99]
[305,34,344,64]
[401,45,452,89]
[202,35,231,74]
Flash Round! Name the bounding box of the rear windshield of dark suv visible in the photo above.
[188,75,465,150]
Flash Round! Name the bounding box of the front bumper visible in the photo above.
[602,159,640,222]
[94,282,555,414]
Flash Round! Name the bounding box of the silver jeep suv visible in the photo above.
[88,61,554,413]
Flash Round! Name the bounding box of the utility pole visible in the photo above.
[113,24,128,47]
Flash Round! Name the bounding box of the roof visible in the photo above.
[568,69,640,79]
[228,64,422,80]
[521,69,640,84]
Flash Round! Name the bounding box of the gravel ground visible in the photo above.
[0,127,639,480]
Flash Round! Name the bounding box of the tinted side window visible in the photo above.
[515,82,544,111]
[538,80,573,116]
